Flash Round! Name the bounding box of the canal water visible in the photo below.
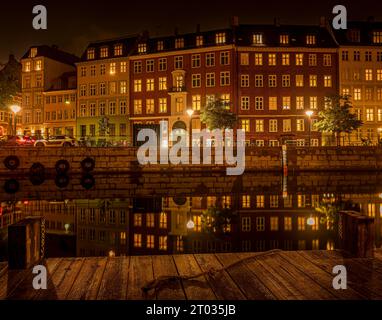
[0,171,381,260]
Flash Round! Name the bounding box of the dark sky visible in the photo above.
[1,0,382,63]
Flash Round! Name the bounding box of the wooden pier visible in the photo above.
[1,249,382,300]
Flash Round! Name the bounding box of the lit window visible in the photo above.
[35,60,42,71]
[280,34,289,44]
[255,120,264,132]
[159,212,167,228]
[296,53,304,66]
[175,38,184,49]
[196,35,203,46]
[282,96,290,109]
[241,119,250,132]
[240,53,249,65]
[146,78,154,91]
[159,98,167,113]
[256,195,264,208]
[146,99,154,114]
[159,77,167,90]
[284,217,292,231]
[134,99,142,114]
[268,53,276,66]
[373,31,382,44]
[253,33,263,45]
[241,96,250,110]
[296,74,304,87]
[254,53,263,65]
[242,195,251,208]
[270,217,279,231]
[366,108,374,121]
[192,95,201,110]
[147,235,154,249]
[306,35,316,45]
[281,54,290,65]
[354,88,362,100]
[310,96,317,109]
[146,213,155,227]
[87,48,95,60]
[215,32,226,44]
[296,119,305,131]
[309,75,317,87]
[109,62,116,74]
[114,44,123,56]
[159,236,168,250]
[134,79,142,92]
[365,69,373,81]
[134,234,142,247]
[269,97,277,110]
[298,217,306,231]
[138,43,147,53]
[157,41,164,51]
[100,47,109,58]
[283,119,291,132]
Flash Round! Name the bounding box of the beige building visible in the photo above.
[20,45,79,137]
[334,21,382,145]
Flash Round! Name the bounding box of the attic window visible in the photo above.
[157,41,164,51]
[114,44,123,56]
[87,48,95,60]
[30,48,37,58]
[306,35,316,45]
[196,35,203,46]
[138,43,147,54]
[279,34,289,45]
[348,29,361,43]
[215,32,226,44]
[100,47,109,58]
[373,31,382,44]
[175,38,184,49]
[253,33,263,45]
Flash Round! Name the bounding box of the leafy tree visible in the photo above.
[201,206,237,235]
[200,99,238,130]
[315,95,362,146]
[0,55,21,110]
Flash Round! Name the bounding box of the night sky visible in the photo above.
[1,0,382,63]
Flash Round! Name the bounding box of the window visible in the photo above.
[366,108,374,121]
[268,53,276,66]
[280,34,289,44]
[298,217,306,230]
[282,54,290,65]
[191,54,201,68]
[220,51,230,65]
[134,234,142,248]
[308,54,317,66]
[296,74,304,87]
[146,78,154,91]
[159,77,167,90]
[254,53,263,65]
[296,53,303,66]
[99,83,106,95]
[80,85,86,97]
[254,75,263,87]
[255,96,264,110]
[253,33,263,45]
[365,69,373,81]
[146,59,154,72]
[296,96,304,110]
[120,100,127,115]
[89,84,96,96]
[240,53,249,65]
[175,38,184,48]
[159,213,167,228]
[134,80,142,92]
[174,56,183,69]
[192,74,201,88]
[282,96,291,110]
[269,119,278,132]
[296,119,305,131]
[89,103,96,116]
[241,74,249,87]
[309,75,317,87]
[242,217,251,231]
[354,51,360,61]
[282,75,290,87]
[377,69,382,81]
[256,217,265,231]
[100,47,109,58]
[241,119,250,132]
[158,58,167,71]
[269,97,277,110]
[146,213,155,227]
[109,101,116,115]
[87,48,95,59]
[109,82,116,94]
[34,60,42,71]
[220,71,230,86]
[120,81,127,94]
[196,35,203,46]
[268,75,277,87]
[80,104,86,117]
[242,195,251,208]
[365,51,372,62]
[24,61,31,72]
[192,95,201,110]
[283,119,291,132]
[206,53,215,67]
[284,217,292,231]
[255,120,264,132]
[270,217,279,231]
[157,41,164,51]
[324,75,332,87]
[310,96,317,109]
[206,73,215,87]
[113,44,123,56]
[146,99,154,114]
[323,54,332,66]
[134,61,142,73]
[138,43,146,53]
[146,235,154,249]
[241,96,250,110]
[159,98,167,113]
[215,32,226,44]
[354,88,361,100]
[100,64,106,75]
[342,51,348,61]
[159,236,167,251]
[373,31,382,44]
[306,35,316,45]
[134,100,142,114]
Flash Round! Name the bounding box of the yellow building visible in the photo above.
[20,45,79,137]
[334,21,382,145]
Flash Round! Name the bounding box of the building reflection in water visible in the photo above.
[1,191,381,259]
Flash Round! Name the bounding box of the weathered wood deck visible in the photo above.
[1,249,382,300]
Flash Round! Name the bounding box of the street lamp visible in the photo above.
[10,105,21,136]
[186,108,194,148]
[305,110,314,147]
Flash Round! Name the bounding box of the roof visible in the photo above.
[332,20,382,46]
[21,45,80,65]
[45,71,77,91]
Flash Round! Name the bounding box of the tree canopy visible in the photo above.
[0,55,21,110]
[200,99,238,130]
[315,95,362,146]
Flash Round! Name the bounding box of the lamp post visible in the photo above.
[10,105,21,136]
[305,110,314,147]
[186,108,194,148]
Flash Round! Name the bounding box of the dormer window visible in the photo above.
[157,41,164,51]
[348,29,361,42]
[215,32,226,44]
[175,38,184,49]
[114,44,123,56]
[30,48,37,58]
[279,34,289,45]
[24,61,31,72]
[87,48,95,60]
[253,33,263,45]
[373,31,382,44]
[196,35,203,46]
[138,43,147,54]
[306,35,316,45]
[100,47,109,58]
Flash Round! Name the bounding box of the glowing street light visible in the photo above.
[305,110,314,147]
[186,219,195,229]
[10,105,21,136]
[307,216,316,226]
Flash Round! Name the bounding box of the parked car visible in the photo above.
[34,135,77,147]
[0,135,34,147]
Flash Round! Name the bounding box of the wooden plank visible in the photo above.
[127,256,154,300]
[279,251,364,300]
[0,265,35,300]
[374,250,382,261]
[300,250,382,299]
[173,254,217,300]
[151,255,186,300]
[66,257,108,300]
[236,252,300,300]
[7,258,61,300]
[97,257,129,300]
[0,262,7,277]
[215,253,276,300]
[194,253,246,300]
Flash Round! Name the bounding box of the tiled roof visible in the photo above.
[332,21,382,46]
[21,45,80,65]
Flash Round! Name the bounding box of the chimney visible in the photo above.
[196,24,201,33]
[231,16,239,27]
[274,18,280,27]
[320,16,326,27]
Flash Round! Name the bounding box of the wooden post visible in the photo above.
[8,217,44,269]
[338,211,374,258]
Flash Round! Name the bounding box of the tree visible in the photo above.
[201,206,237,235]
[315,95,362,146]
[200,99,238,130]
[0,55,21,110]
